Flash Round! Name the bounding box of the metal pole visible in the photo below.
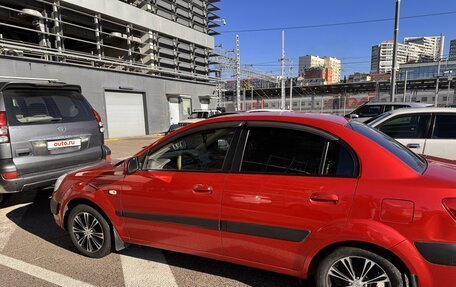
[390,0,401,102]
[435,33,444,107]
[289,79,293,110]
[321,96,324,113]
[251,86,254,110]
[235,34,241,111]
[403,70,408,102]
[448,74,453,106]
[281,31,286,110]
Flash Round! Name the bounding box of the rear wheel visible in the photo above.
[67,204,112,258]
[315,247,404,287]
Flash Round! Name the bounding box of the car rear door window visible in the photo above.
[240,127,357,177]
[432,115,456,139]
[356,105,383,117]
[145,128,235,171]
[4,89,93,126]
[378,114,431,139]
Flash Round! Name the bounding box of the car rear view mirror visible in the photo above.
[350,114,360,119]
[127,157,139,174]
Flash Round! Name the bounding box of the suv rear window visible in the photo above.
[348,121,427,173]
[3,89,94,126]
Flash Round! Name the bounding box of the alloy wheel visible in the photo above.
[72,212,105,253]
[327,256,391,287]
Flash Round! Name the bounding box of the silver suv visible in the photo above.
[0,81,108,204]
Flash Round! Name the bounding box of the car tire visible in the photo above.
[315,247,404,287]
[67,204,112,258]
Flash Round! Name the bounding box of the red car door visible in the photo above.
[119,125,238,253]
[221,123,359,270]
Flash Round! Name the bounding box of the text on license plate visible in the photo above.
[47,139,81,150]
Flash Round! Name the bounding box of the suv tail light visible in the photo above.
[0,111,9,143]
[92,109,104,133]
[443,198,456,220]
[2,171,18,180]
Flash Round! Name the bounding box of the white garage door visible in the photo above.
[105,91,146,138]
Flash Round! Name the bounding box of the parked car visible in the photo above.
[346,102,432,122]
[0,81,109,204]
[167,109,221,134]
[367,107,456,160]
[51,112,456,287]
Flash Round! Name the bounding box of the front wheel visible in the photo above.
[67,204,112,258]
[315,247,404,287]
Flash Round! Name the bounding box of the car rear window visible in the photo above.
[348,121,427,173]
[3,89,94,126]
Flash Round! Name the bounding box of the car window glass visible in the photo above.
[384,105,394,112]
[4,90,93,126]
[356,105,383,117]
[145,128,235,171]
[378,114,430,139]
[349,121,427,173]
[241,127,356,177]
[393,105,407,110]
[433,115,456,139]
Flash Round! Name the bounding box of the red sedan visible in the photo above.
[51,112,456,287]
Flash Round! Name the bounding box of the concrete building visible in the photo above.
[0,0,221,138]
[404,36,444,61]
[299,55,341,84]
[371,36,444,75]
[450,40,456,61]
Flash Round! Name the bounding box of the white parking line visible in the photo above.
[0,202,31,251]
[120,246,178,287]
[0,253,95,287]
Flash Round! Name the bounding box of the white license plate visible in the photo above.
[47,139,81,150]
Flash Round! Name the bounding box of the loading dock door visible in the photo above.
[105,91,146,138]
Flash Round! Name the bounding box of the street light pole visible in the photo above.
[435,33,444,107]
[390,0,401,102]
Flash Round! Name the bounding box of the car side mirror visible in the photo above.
[350,114,360,119]
[126,157,139,174]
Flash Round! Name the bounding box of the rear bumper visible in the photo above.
[0,159,105,194]
[415,242,456,266]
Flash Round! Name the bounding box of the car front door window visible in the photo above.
[145,128,235,171]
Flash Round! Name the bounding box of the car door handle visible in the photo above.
[192,184,213,194]
[406,143,421,149]
[16,148,31,157]
[310,193,339,204]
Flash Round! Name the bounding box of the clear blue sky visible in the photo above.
[215,0,456,77]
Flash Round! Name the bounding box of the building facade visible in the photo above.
[404,36,444,61]
[298,55,341,84]
[450,39,456,62]
[399,61,456,81]
[0,0,221,138]
[348,72,371,83]
[371,36,444,74]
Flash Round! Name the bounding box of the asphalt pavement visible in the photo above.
[0,135,308,287]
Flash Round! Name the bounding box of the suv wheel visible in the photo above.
[67,204,112,258]
[315,247,404,287]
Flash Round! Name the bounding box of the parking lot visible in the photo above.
[0,135,306,287]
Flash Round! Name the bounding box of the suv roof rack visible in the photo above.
[0,76,60,83]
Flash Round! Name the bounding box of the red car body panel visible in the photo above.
[51,113,456,287]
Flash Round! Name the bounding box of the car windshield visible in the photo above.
[365,112,392,126]
[348,121,427,173]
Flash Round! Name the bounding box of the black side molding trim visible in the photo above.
[415,242,456,266]
[119,211,219,230]
[117,210,310,242]
[220,220,310,242]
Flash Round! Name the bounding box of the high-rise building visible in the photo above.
[371,36,443,74]
[298,55,341,84]
[404,36,444,61]
[450,40,456,61]
[0,0,221,138]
